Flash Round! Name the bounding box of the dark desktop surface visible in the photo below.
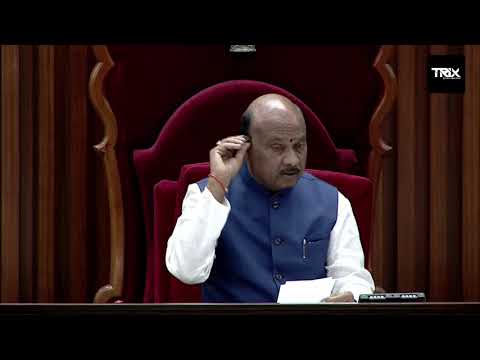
[1,302,479,318]
[1,303,478,340]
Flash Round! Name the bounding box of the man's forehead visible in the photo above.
[264,134,307,143]
[255,116,305,131]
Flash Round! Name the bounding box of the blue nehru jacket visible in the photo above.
[196,163,338,302]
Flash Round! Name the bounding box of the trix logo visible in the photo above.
[431,67,461,79]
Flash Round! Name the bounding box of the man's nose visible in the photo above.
[283,147,299,167]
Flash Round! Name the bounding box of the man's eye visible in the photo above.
[271,145,283,152]
[294,143,305,151]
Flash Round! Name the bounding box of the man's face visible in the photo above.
[247,109,307,192]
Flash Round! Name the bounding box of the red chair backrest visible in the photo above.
[134,80,359,301]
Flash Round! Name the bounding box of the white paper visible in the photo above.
[277,277,336,304]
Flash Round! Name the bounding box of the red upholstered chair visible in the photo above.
[145,162,373,303]
[143,180,178,303]
[133,80,362,301]
[135,76,356,302]
[88,45,395,303]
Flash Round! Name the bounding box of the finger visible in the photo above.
[216,147,235,159]
[322,294,340,302]
[222,136,248,144]
[224,135,247,141]
[235,142,250,158]
[323,292,354,303]
[220,142,243,150]
[219,140,245,147]
[217,142,248,160]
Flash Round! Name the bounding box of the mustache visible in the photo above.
[280,168,301,175]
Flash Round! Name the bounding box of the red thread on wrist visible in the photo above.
[208,173,228,194]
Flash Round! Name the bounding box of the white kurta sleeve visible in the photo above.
[165,183,231,285]
[326,191,375,301]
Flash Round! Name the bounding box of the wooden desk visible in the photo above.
[1,302,479,320]
[1,303,478,343]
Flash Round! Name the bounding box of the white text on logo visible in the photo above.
[431,67,461,79]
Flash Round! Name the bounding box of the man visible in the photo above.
[165,93,375,302]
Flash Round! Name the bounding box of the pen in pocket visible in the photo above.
[303,238,307,260]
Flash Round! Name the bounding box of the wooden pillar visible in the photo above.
[463,45,480,300]
[1,45,20,302]
[429,45,462,300]
[37,45,56,302]
[396,45,429,294]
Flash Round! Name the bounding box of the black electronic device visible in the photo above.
[358,292,426,303]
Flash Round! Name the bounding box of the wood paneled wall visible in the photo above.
[371,45,480,301]
[0,45,108,302]
[463,45,480,300]
[0,45,479,302]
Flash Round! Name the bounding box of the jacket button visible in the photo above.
[274,238,283,245]
[275,273,284,281]
[272,201,280,209]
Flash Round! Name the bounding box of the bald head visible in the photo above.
[241,94,305,136]
[240,93,308,192]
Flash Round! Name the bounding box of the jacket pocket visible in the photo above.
[302,235,329,260]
